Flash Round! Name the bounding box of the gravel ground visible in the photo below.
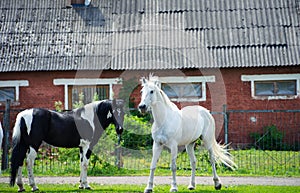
[1,176,299,186]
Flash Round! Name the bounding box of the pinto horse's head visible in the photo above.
[111,99,125,136]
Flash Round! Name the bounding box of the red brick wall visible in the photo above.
[127,67,300,146]
[1,67,299,146]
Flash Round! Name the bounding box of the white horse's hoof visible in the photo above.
[188,185,195,190]
[144,188,153,193]
[170,188,178,192]
[215,183,222,190]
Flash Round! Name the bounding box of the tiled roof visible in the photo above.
[0,0,299,72]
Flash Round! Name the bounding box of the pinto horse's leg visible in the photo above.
[186,142,196,190]
[16,166,25,192]
[170,143,178,192]
[27,147,39,192]
[79,139,91,189]
[144,142,163,193]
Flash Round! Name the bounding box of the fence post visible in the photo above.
[1,99,10,170]
[223,104,228,145]
[115,135,122,169]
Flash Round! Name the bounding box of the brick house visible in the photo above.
[0,0,299,146]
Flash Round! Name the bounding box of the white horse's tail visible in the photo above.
[201,109,237,170]
[210,141,237,170]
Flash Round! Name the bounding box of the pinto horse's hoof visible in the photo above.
[32,188,39,192]
[215,183,222,190]
[18,189,25,192]
[79,186,92,190]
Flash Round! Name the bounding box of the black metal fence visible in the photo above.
[0,101,299,176]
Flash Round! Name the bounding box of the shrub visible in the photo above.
[250,125,285,150]
[122,114,153,150]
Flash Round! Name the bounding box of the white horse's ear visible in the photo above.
[154,80,160,87]
[141,77,147,85]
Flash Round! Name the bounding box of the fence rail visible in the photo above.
[0,102,299,176]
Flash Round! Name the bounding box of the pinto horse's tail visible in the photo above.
[10,111,31,187]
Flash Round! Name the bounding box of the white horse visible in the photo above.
[138,75,237,193]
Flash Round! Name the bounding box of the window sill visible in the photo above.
[0,101,20,107]
[170,98,205,102]
[252,95,298,100]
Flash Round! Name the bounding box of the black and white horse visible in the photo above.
[10,100,124,192]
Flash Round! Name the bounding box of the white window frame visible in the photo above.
[241,74,300,100]
[53,78,122,109]
[0,80,29,102]
[158,76,215,102]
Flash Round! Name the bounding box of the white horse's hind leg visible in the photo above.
[208,148,222,190]
[79,139,91,189]
[16,166,25,192]
[144,142,163,193]
[27,147,38,192]
[186,142,196,190]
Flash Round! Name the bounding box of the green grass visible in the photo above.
[1,149,299,177]
[1,183,299,193]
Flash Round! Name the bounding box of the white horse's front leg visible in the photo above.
[79,139,91,189]
[27,147,38,192]
[144,142,163,193]
[170,143,178,192]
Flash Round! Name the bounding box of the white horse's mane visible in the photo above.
[146,74,179,111]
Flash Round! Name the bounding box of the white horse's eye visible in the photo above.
[150,90,154,94]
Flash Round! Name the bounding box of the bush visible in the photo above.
[121,114,153,150]
[250,125,286,150]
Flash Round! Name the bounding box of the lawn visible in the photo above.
[1,148,298,177]
[42,149,300,176]
[1,183,299,193]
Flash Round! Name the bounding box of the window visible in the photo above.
[0,80,29,104]
[161,83,202,100]
[158,76,215,102]
[241,74,300,100]
[68,85,109,109]
[255,80,296,96]
[66,0,91,8]
[53,78,121,110]
[0,87,15,102]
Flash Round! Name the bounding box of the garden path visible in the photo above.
[0,176,299,186]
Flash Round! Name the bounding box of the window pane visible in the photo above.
[69,85,109,108]
[255,80,297,96]
[162,84,179,98]
[0,88,15,102]
[255,82,274,96]
[183,84,201,98]
[277,81,296,95]
[161,83,202,99]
